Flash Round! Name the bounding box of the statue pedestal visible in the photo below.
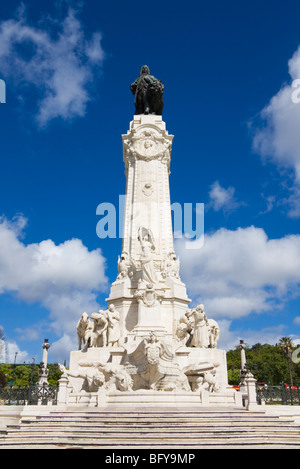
[63,340,239,409]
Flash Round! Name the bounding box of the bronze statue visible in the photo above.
[130,65,164,115]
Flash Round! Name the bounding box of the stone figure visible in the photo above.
[76,312,90,350]
[106,367,133,392]
[186,304,210,348]
[126,331,190,391]
[84,362,133,392]
[183,362,220,393]
[200,370,220,393]
[130,65,164,115]
[76,306,121,350]
[117,251,133,280]
[174,319,191,346]
[161,251,180,279]
[207,318,220,348]
[83,317,96,350]
[66,366,106,393]
[60,360,134,395]
[107,304,121,347]
[90,310,108,347]
[142,332,176,390]
[138,226,158,285]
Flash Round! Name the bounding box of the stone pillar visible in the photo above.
[239,340,248,393]
[245,373,259,410]
[121,115,174,259]
[107,115,190,340]
[57,375,69,405]
[37,339,50,386]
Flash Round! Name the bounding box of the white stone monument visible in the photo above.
[61,67,241,408]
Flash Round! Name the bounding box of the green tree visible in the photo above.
[48,364,62,386]
[0,364,13,385]
[277,337,295,386]
[226,341,300,386]
[0,363,62,387]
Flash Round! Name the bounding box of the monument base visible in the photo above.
[106,388,242,407]
[62,342,240,409]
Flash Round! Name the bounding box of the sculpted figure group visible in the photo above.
[175,304,220,349]
[67,328,221,395]
[77,304,120,351]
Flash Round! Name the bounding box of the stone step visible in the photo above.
[19,410,286,419]
[1,435,300,447]
[31,409,252,415]
[2,407,300,448]
[22,412,288,422]
[2,434,300,447]
[16,414,297,424]
[3,426,300,437]
[16,419,294,428]
[19,416,297,426]
[21,416,293,425]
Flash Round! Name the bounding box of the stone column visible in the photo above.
[245,373,258,410]
[57,375,69,405]
[108,115,190,340]
[239,339,248,393]
[37,339,50,386]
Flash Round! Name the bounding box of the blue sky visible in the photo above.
[1,0,300,364]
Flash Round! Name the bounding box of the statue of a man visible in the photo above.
[90,310,109,347]
[130,65,164,115]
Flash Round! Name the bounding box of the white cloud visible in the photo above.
[50,333,77,364]
[294,317,300,326]
[252,46,300,217]
[0,215,108,344]
[6,340,31,364]
[0,6,105,126]
[216,321,288,351]
[207,181,241,212]
[259,193,276,215]
[175,225,300,320]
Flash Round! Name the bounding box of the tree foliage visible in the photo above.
[226,339,300,386]
[0,363,62,387]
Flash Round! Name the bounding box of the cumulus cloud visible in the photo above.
[5,340,31,364]
[50,333,77,363]
[175,226,300,320]
[207,181,242,213]
[0,215,108,341]
[0,5,105,126]
[252,46,300,217]
[216,321,287,351]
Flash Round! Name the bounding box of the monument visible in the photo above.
[59,66,241,408]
